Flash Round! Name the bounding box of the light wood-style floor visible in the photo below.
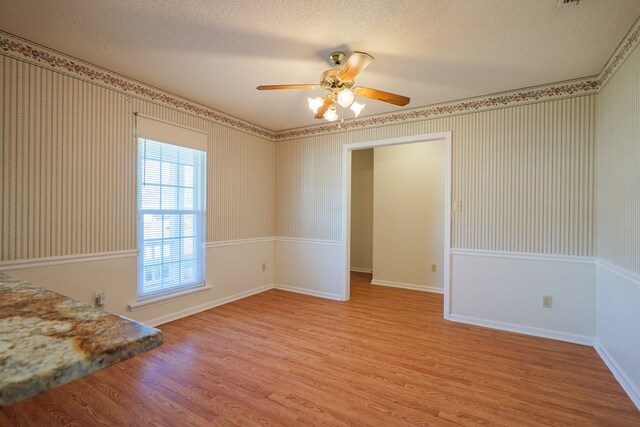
[2,272,639,426]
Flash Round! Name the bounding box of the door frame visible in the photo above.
[341,131,452,319]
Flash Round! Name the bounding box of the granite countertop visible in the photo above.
[0,273,163,406]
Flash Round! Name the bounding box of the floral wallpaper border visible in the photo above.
[276,17,640,140]
[1,16,639,141]
[598,16,640,87]
[274,79,599,140]
[0,33,277,140]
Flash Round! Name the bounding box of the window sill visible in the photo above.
[128,284,212,312]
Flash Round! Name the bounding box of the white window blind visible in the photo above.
[136,114,208,152]
[137,136,206,299]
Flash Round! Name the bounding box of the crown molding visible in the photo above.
[1,15,639,141]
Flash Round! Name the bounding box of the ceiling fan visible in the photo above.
[257,51,410,122]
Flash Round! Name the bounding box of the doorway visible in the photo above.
[341,132,452,319]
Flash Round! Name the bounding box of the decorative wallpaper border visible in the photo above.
[598,16,640,88]
[1,15,639,141]
[274,78,600,139]
[275,16,640,140]
[0,32,277,140]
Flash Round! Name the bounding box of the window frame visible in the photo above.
[136,137,207,301]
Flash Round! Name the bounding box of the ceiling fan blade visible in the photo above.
[337,51,374,82]
[256,84,318,90]
[353,86,410,106]
[315,97,334,119]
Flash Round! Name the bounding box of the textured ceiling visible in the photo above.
[1,0,639,131]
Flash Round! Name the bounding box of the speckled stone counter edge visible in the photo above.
[0,274,163,406]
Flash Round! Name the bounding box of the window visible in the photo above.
[136,118,207,299]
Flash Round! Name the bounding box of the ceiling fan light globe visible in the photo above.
[337,88,355,108]
[323,106,339,122]
[350,101,365,117]
[308,97,324,114]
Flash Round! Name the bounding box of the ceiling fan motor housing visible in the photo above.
[321,68,354,90]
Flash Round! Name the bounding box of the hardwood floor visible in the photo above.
[2,272,639,426]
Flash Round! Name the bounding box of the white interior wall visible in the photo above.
[2,23,640,411]
[450,252,596,344]
[372,141,445,292]
[276,98,596,256]
[595,264,640,409]
[0,52,276,325]
[4,241,274,326]
[595,41,640,409]
[275,95,596,343]
[274,239,344,300]
[349,149,374,273]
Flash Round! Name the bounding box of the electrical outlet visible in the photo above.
[94,291,107,309]
[431,264,437,272]
[261,262,267,272]
[543,295,553,308]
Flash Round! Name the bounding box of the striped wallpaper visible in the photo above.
[596,43,640,275]
[5,25,639,264]
[0,54,275,261]
[275,135,343,242]
[276,95,596,257]
[207,123,275,242]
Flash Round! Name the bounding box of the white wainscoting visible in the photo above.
[1,238,275,325]
[5,242,638,409]
[595,261,640,410]
[1,252,140,315]
[274,237,345,301]
[450,250,597,345]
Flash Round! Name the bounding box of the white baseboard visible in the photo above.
[350,267,372,273]
[594,340,640,411]
[129,285,213,311]
[371,278,444,294]
[448,314,594,346]
[144,284,274,326]
[273,283,343,301]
